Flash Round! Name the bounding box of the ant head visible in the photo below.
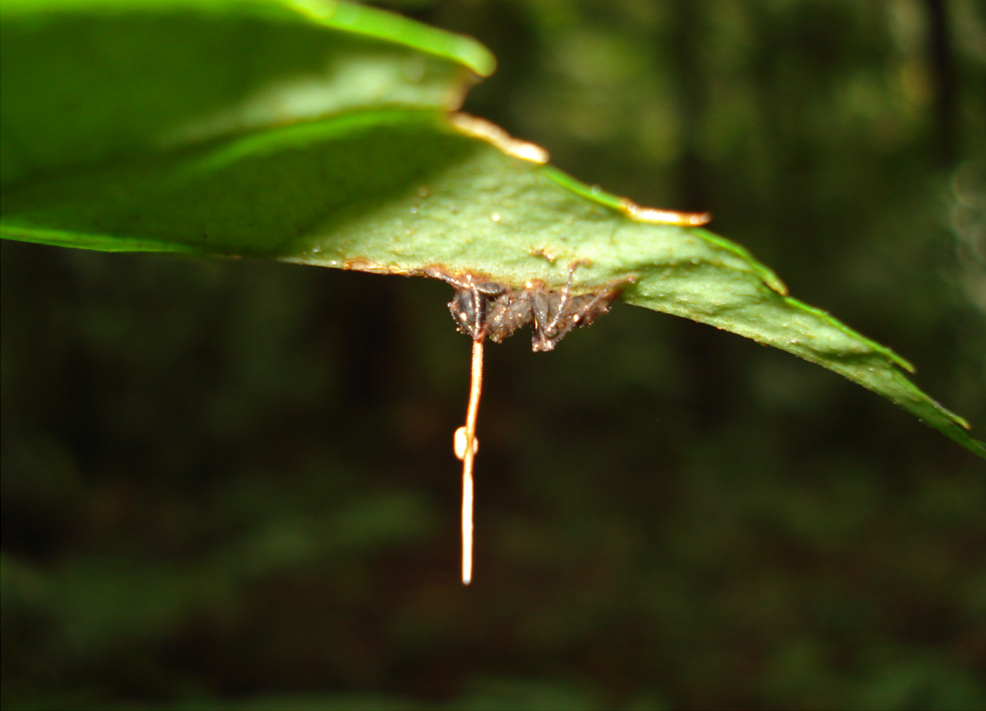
[449,286,485,339]
[442,274,508,341]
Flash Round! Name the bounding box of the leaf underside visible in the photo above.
[1,0,982,458]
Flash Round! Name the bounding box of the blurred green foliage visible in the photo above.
[2,0,985,709]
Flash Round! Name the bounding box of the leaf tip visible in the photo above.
[621,199,712,227]
[448,114,549,164]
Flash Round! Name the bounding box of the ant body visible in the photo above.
[440,263,623,351]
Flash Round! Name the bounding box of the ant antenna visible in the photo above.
[454,334,485,585]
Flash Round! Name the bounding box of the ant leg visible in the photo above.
[544,261,581,333]
[530,261,588,351]
[529,290,555,351]
[551,266,573,329]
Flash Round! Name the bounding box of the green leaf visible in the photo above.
[1,0,982,459]
[0,0,493,185]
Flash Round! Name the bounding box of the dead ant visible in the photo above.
[428,262,629,584]
[440,263,623,351]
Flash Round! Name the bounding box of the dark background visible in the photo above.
[2,0,984,708]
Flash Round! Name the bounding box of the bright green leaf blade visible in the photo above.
[0,0,493,185]
[1,109,982,459]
